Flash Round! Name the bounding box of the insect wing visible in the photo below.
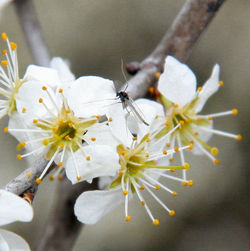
[127,97,149,126]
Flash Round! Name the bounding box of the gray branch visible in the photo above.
[125,0,226,99]
[14,0,51,66]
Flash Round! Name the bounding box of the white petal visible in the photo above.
[106,102,133,147]
[16,80,59,122]
[65,76,116,117]
[24,65,61,89]
[194,64,220,113]
[74,188,123,224]
[83,124,119,148]
[0,190,33,226]
[129,98,164,140]
[158,56,197,107]
[8,113,46,157]
[0,231,9,251]
[50,57,75,83]
[0,229,30,251]
[65,145,120,184]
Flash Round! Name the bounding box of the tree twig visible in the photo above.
[14,0,51,66]
[125,0,226,99]
[36,178,98,251]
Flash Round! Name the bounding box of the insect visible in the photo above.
[116,90,149,126]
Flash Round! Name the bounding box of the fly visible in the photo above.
[116,90,149,126]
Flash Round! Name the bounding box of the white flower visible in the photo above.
[74,107,192,225]
[5,76,120,184]
[154,55,241,182]
[0,189,33,251]
[0,33,61,120]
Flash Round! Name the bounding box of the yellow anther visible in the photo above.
[1,60,8,66]
[155,72,161,78]
[2,49,7,55]
[77,176,82,181]
[148,87,154,94]
[219,81,224,86]
[67,122,73,128]
[155,115,159,119]
[172,191,178,196]
[86,156,91,161]
[211,147,219,156]
[232,109,238,115]
[65,135,71,140]
[170,169,175,173]
[121,151,126,156]
[139,186,145,190]
[188,143,193,150]
[58,175,64,181]
[207,116,213,121]
[27,173,32,178]
[153,219,160,226]
[22,108,26,113]
[119,171,123,177]
[174,147,179,152]
[155,185,161,190]
[197,87,202,92]
[165,121,170,126]
[169,158,173,162]
[52,127,57,133]
[125,216,131,222]
[141,201,145,206]
[146,138,151,142]
[49,176,54,181]
[132,136,137,141]
[42,139,49,146]
[33,119,38,123]
[17,154,22,160]
[166,143,170,147]
[123,190,128,195]
[108,117,113,122]
[182,181,188,186]
[214,159,220,165]
[180,120,185,126]
[42,86,47,91]
[3,127,8,132]
[1,33,8,40]
[173,103,179,108]
[188,180,194,186]
[36,178,42,184]
[96,115,100,120]
[39,98,43,103]
[169,210,175,216]
[58,161,63,167]
[10,42,17,50]
[163,150,167,155]
[194,132,199,136]
[141,163,146,167]
[184,163,190,170]
[59,88,63,93]
[236,135,242,141]
[145,153,150,157]
[18,141,26,149]
[91,137,96,141]
[59,143,64,148]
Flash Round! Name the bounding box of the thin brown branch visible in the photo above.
[14,0,51,66]
[36,178,98,251]
[125,0,226,99]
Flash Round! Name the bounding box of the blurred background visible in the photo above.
[0,0,249,250]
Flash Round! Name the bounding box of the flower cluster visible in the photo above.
[0,33,241,226]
